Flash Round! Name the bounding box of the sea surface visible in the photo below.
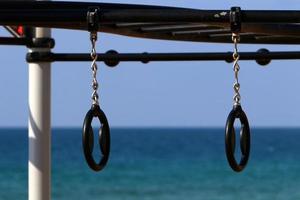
[0,128,300,200]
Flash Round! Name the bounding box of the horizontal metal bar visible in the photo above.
[0,37,55,48]
[26,49,300,66]
[0,37,28,45]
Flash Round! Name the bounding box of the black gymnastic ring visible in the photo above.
[82,104,110,171]
[225,104,250,172]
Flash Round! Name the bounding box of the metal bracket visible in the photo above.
[87,7,100,33]
[230,7,242,33]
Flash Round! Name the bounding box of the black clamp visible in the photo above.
[87,7,100,33]
[24,27,55,48]
[27,38,55,48]
[230,7,242,33]
[26,52,54,63]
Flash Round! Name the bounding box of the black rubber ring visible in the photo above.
[225,104,250,172]
[82,104,110,172]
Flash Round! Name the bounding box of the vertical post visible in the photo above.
[28,26,51,200]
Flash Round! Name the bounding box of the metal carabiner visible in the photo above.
[225,104,250,172]
[82,104,110,172]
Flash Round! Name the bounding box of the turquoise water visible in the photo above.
[0,128,300,200]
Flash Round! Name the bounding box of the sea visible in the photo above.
[0,128,300,200]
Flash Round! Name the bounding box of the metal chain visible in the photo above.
[232,33,241,105]
[90,32,99,105]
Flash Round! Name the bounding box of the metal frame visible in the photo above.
[0,1,300,44]
[0,1,300,68]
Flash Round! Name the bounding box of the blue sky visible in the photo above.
[0,0,300,127]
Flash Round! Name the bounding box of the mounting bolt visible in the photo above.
[141,52,150,64]
[256,48,271,66]
[104,50,119,67]
[225,51,233,63]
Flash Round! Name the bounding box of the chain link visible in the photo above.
[232,33,241,105]
[90,32,99,105]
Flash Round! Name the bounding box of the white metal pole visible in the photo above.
[28,26,51,200]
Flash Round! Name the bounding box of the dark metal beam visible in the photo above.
[0,37,28,45]
[0,2,300,28]
[26,49,300,66]
[0,37,55,48]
